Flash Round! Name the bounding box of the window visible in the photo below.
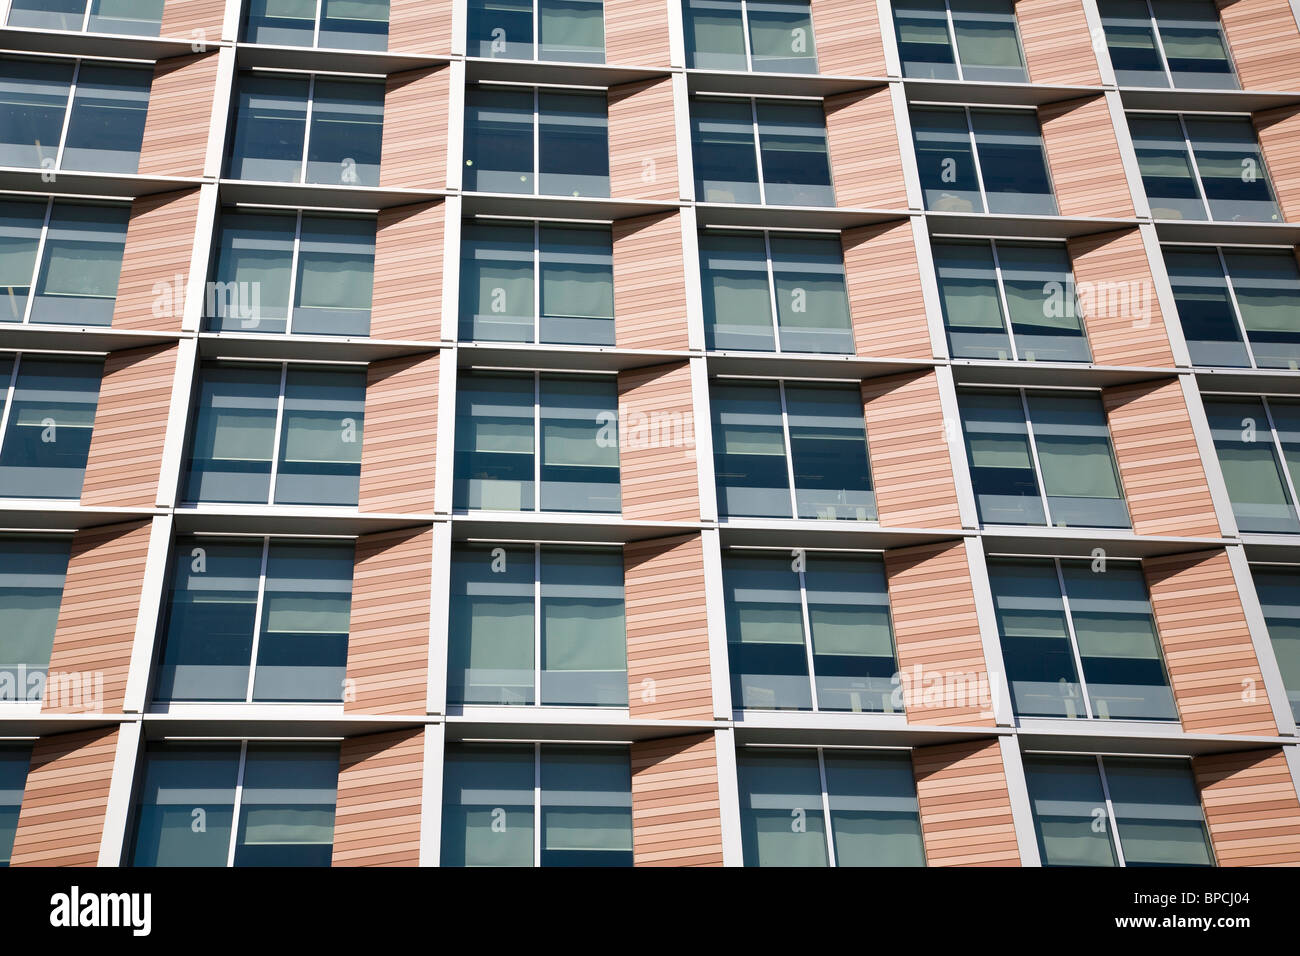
[691,97,834,206]
[441,743,632,866]
[1252,565,1300,722]
[711,380,875,521]
[460,221,613,345]
[129,742,339,866]
[1203,395,1300,534]
[1024,754,1213,866]
[6,0,163,36]
[1098,0,1236,90]
[958,388,1130,528]
[154,537,353,703]
[244,0,391,51]
[912,106,1057,215]
[723,550,899,712]
[207,210,376,336]
[0,356,102,500]
[0,57,150,174]
[700,230,853,353]
[988,557,1175,721]
[467,0,605,63]
[0,537,71,702]
[684,0,818,74]
[893,0,1027,83]
[463,88,609,197]
[0,748,27,867]
[736,748,924,866]
[1129,113,1280,222]
[0,198,129,328]
[453,371,620,513]
[449,543,627,707]
[227,74,383,187]
[1164,245,1300,370]
[932,238,1089,362]
[182,363,366,507]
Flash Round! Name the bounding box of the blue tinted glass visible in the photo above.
[29,202,129,327]
[724,551,810,710]
[183,364,281,504]
[770,234,852,353]
[934,239,1011,359]
[453,371,535,510]
[806,554,897,713]
[539,746,632,867]
[824,751,925,866]
[207,212,295,333]
[448,544,535,705]
[1129,115,1206,221]
[0,537,69,702]
[1186,116,1280,222]
[756,101,832,206]
[464,87,534,193]
[0,358,101,500]
[60,64,150,173]
[232,744,338,866]
[88,0,164,35]
[692,98,761,204]
[319,0,389,50]
[538,92,608,197]
[459,222,535,342]
[989,557,1082,717]
[1253,565,1300,722]
[129,744,241,867]
[467,0,533,58]
[273,366,365,507]
[292,215,375,335]
[1103,757,1214,866]
[0,200,46,323]
[539,0,604,63]
[1098,0,1168,87]
[539,225,613,345]
[1205,396,1299,533]
[540,546,626,706]
[784,383,874,521]
[700,232,775,351]
[1026,391,1129,529]
[538,374,619,513]
[971,109,1056,216]
[684,0,747,71]
[0,59,73,169]
[747,0,818,74]
[7,0,85,31]
[228,75,309,182]
[1023,754,1119,867]
[244,0,315,45]
[305,79,382,187]
[1225,249,1300,370]
[736,749,828,866]
[949,0,1025,82]
[912,107,982,212]
[998,242,1090,362]
[894,0,957,79]
[0,748,29,867]
[441,744,535,866]
[711,381,791,518]
[1164,246,1250,367]
[959,388,1045,525]
[1151,0,1236,90]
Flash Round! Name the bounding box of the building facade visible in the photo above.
[0,0,1298,867]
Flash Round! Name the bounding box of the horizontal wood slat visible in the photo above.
[1143,550,1277,736]
[861,372,963,529]
[359,353,438,514]
[607,78,679,201]
[1103,378,1222,537]
[625,535,713,720]
[1067,229,1174,367]
[81,345,176,508]
[842,220,932,360]
[112,189,200,332]
[1015,0,1104,86]
[332,729,425,867]
[159,0,226,39]
[372,201,443,341]
[617,362,698,522]
[809,0,887,77]
[631,734,724,866]
[137,52,218,178]
[43,523,152,714]
[1254,105,1300,222]
[912,739,1021,866]
[1194,747,1300,866]
[604,0,671,65]
[380,67,449,189]
[388,0,454,54]
[9,728,118,867]
[1039,95,1135,218]
[613,212,688,350]
[824,87,908,210]
[1216,0,1300,92]
[886,541,996,727]
[345,527,433,715]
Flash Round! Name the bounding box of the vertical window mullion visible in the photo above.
[267,363,289,503]
[1018,388,1054,526]
[943,0,963,81]
[534,221,541,343]
[534,542,542,703]
[313,0,323,47]
[796,562,819,711]
[986,239,1020,362]
[963,106,989,214]
[739,0,754,72]
[0,355,24,458]
[21,198,55,326]
[1095,756,1128,867]
[54,60,82,171]
[533,742,542,867]
[777,381,799,518]
[1215,246,1258,370]
[762,231,782,352]
[1176,113,1213,221]
[80,0,93,31]
[243,538,272,703]
[1053,557,1094,719]
[815,747,836,866]
[533,88,541,196]
[285,211,304,336]
[1143,0,1176,87]
[750,98,766,205]
[300,75,317,184]
[226,740,250,868]
[533,0,540,62]
[1261,396,1300,515]
[533,371,542,511]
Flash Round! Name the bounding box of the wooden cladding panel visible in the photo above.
[911,740,1021,866]
[137,53,218,178]
[612,212,688,350]
[371,202,443,341]
[380,67,449,190]
[81,345,177,508]
[617,363,699,522]
[1216,0,1300,92]
[1194,748,1300,866]
[1102,379,1221,538]
[630,735,724,866]
[1254,106,1300,223]
[809,0,887,77]
[842,220,932,360]
[112,189,200,332]
[624,535,713,720]
[1067,229,1174,368]
[1015,0,1104,86]
[885,541,995,727]
[332,729,425,867]
[824,87,908,210]
[359,353,438,514]
[388,0,454,54]
[345,527,433,716]
[9,728,118,867]
[43,523,152,714]
[607,79,679,202]
[1143,550,1277,736]
[861,372,963,529]
[604,0,672,65]
[159,0,226,39]
[1039,96,1135,219]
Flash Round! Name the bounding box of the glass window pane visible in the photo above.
[998,242,1090,362]
[233,744,338,867]
[7,0,87,31]
[448,544,535,705]
[293,215,375,335]
[1103,757,1214,866]
[1098,0,1168,88]
[756,101,833,206]
[1205,396,1299,533]
[538,92,609,198]
[441,744,534,866]
[684,0,747,71]
[1253,565,1300,722]
[1024,754,1119,867]
[1128,115,1206,220]
[711,380,791,518]
[824,751,924,866]
[454,371,535,511]
[0,748,29,867]
[540,746,632,867]
[959,388,1045,525]
[784,383,875,521]
[747,0,817,74]
[912,106,982,212]
[1163,246,1249,367]
[540,546,627,706]
[460,222,535,342]
[933,239,1011,359]
[700,231,774,352]
[539,0,604,63]
[1271,398,1300,510]
[87,0,164,35]
[305,79,382,187]
[464,87,534,193]
[273,366,365,506]
[691,98,761,204]
[723,552,810,710]
[207,211,295,333]
[737,749,829,866]
[467,0,534,59]
[949,0,1026,83]
[229,75,310,182]
[60,64,149,173]
[0,537,70,700]
[1027,391,1130,529]
[894,0,957,79]
[770,234,852,354]
[29,202,129,327]
[0,200,45,323]
[539,374,619,513]
[1186,116,1280,223]
[540,225,613,345]
[319,0,389,51]
[244,0,316,45]
[0,59,73,170]
[0,358,101,500]
[989,558,1083,718]
[129,744,240,867]
[252,541,353,702]
[1225,249,1300,370]
[1152,0,1236,90]
[971,109,1057,216]
[806,554,897,713]
[183,364,281,504]
[155,540,261,702]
